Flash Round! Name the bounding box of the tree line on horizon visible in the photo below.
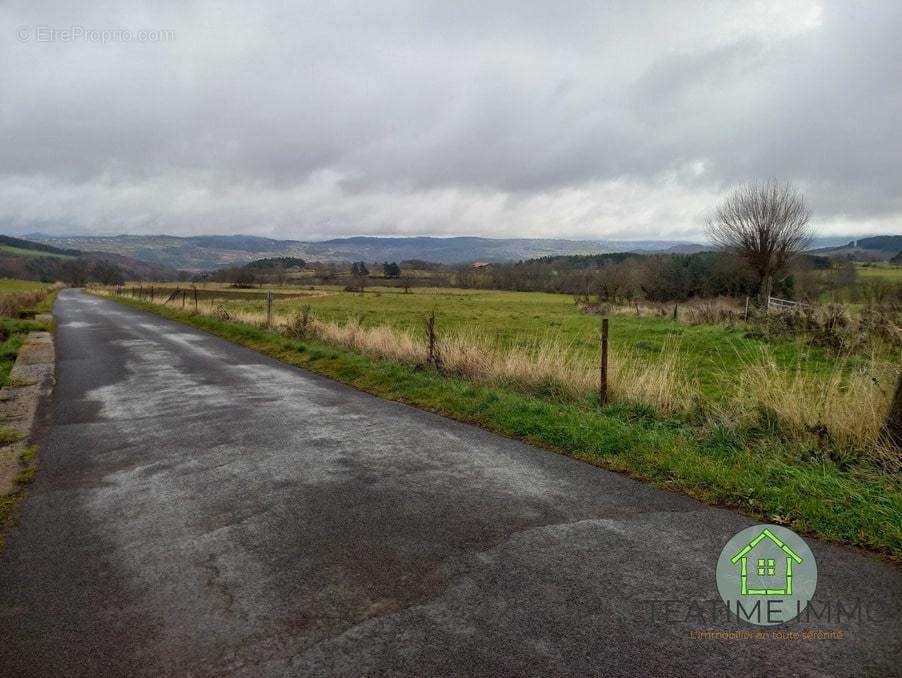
[6,181,900,304]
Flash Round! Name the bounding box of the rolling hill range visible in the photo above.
[30,234,711,270]
[812,235,902,260]
[0,235,178,281]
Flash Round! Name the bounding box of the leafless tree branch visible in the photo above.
[706,179,812,297]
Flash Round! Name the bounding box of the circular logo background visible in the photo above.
[716,524,817,626]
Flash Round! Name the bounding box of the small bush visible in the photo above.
[283,305,313,339]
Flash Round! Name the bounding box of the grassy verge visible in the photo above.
[0,289,58,386]
[0,286,58,549]
[99,293,902,560]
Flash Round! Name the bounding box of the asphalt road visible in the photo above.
[1,289,899,676]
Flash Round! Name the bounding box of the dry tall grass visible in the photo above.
[307,317,689,413]
[313,317,428,365]
[681,298,744,325]
[734,348,899,470]
[0,290,49,319]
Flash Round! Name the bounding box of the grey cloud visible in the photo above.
[0,0,899,239]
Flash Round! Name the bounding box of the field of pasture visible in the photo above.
[134,282,878,400]
[855,262,902,281]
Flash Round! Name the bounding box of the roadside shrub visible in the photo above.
[283,305,313,339]
[761,304,901,355]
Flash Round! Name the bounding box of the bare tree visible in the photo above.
[706,180,812,300]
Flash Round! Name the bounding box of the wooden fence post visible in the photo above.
[194,286,199,312]
[426,309,437,367]
[266,290,273,329]
[882,371,902,451]
[599,317,609,405]
[744,296,750,322]
[672,303,678,320]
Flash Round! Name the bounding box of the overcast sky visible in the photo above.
[1,1,899,242]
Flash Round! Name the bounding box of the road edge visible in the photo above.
[0,315,55,548]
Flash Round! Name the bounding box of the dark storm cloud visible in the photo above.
[0,0,899,239]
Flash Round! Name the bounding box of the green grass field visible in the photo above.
[855,262,902,281]
[0,246,73,260]
[166,283,842,401]
[0,278,52,293]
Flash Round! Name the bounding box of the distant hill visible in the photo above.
[305,236,614,264]
[631,243,710,255]
[0,235,178,282]
[812,235,902,261]
[29,234,298,271]
[79,251,180,281]
[856,235,902,251]
[30,234,709,270]
[0,234,81,258]
[244,257,307,270]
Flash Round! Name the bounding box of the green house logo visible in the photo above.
[731,527,802,596]
[716,525,817,626]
